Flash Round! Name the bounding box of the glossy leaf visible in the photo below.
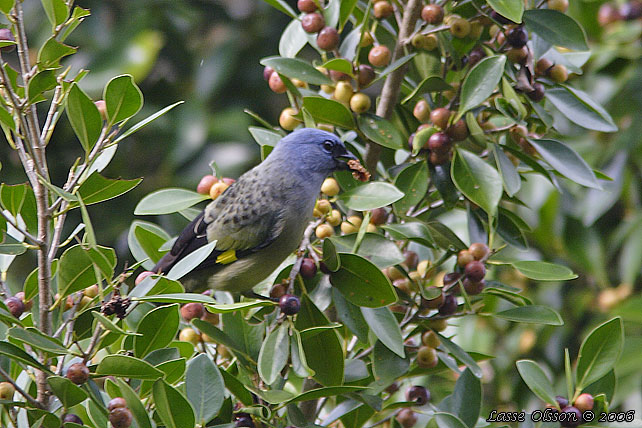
[487,0,523,23]
[135,188,209,215]
[439,369,481,428]
[545,85,617,132]
[332,289,369,343]
[0,0,14,14]
[457,56,506,120]
[394,162,429,213]
[338,182,404,211]
[516,359,557,405]
[492,144,521,196]
[576,317,623,389]
[494,305,563,325]
[66,83,102,153]
[134,293,216,304]
[402,76,452,104]
[260,57,332,85]
[258,323,290,385]
[434,412,469,428]
[8,327,67,355]
[38,37,76,68]
[330,253,397,307]
[115,378,153,428]
[261,0,297,18]
[28,70,56,103]
[451,149,502,216]
[96,355,164,379]
[186,354,225,425]
[128,220,170,269]
[41,0,68,27]
[134,304,180,357]
[153,379,196,428]
[381,222,434,248]
[372,340,409,384]
[358,114,404,150]
[523,9,588,51]
[302,96,355,129]
[0,341,51,372]
[58,245,115,298]
[166,240,217,280]
[248,126,282,146]
[329,233,404,268]
[361,306,404,357]
[104,74,144,124]
[114,101,184,144]
[75,172,142,206]
[528,139,600,188]
[436,333,482,377]
[47,376,87,408]
[511,260,577,281]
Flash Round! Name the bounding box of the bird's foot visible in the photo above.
[245,291,279,303]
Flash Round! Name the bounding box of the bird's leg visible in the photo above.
[244,291,279,302]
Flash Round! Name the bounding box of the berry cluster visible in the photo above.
[4,292,31,318]
[108,397,134,428]
[410,105,469,164]
[598,0,642,25]
[456,242,490,294]
[395,385,431,427]
[178,290,220,346]
[196,174,236,200]
[549,393,595,427]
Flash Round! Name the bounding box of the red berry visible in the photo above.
[438,294,457,315]
[0,28,15,52]
[297,0,317,13]
[574,393,594,412]
[317,27,340,51]
[180,302,205,321]
[406,385,431,405]
[135,271,154,285]
[301,13,326,33]
[262,66,274,81]
[464,260,486,282]
[108,397,128,411]
[428,132,451,154]
[279,294,301,315]
[5,296,24,318]
[430,107,452,129]
[442,272,462,287]
[421,4,444,25]
[109,407,133,428]
[300,258,318,279]
[63,414,83,424]
[463,278,485,295]
[357,64,376,87]
[368,45,391,67]
[66,362,90,385]
[396,408,418,428]
[197,175,218,195]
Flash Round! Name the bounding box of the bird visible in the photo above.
[152,128,357,293]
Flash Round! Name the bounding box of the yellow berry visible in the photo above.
[321,178,340,196]
[341,221,359,234]
[83,284,99,298]
[179,328,201,346]
[315,199,332,215]
[417,260,430,277]
[366,223,377,233]
[209,181,230,200]
[350,92,371,114]
[327,209,342,226]
[315,224,335,239]
[449,18,471,38]
[279,107,302,131]
[334,81,354,104]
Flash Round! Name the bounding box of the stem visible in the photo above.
[287,219,323,290]
[363,0,423,173]
[0,366,43,409]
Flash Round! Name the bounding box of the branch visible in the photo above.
[0,210,40,246]
[0,366,43,409]
[287,219,324,290]
[363,0,423,173]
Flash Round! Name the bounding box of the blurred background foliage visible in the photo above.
[1,0,641,417]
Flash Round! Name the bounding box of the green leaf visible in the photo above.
[260,57,332,85]
[41,0,68,27]
[166,241,217,280]
[134,293,216,305]
[96,355,164,379]
[402,76,452,104]
[261,0,297,18]
[494,305,563,325]
[492,144,521,196]
[358,113,404,150]
[529,139,600,188]
[457,56,506,120]
[425,221,468,251]
[523,9,588,51]
[545,85,617,132]
[323,238,340,272]
[510,260,577,281]
[186,354,225,425]
[381,222,434,248]
[258,323,290,385]
[47,376,88,408]
[8,327,67,355]
[153,379,196,428]
[295,295,344,386]
[329,233,404,268]
[74,172,142,206]
[576,317,624,389]
[361,306,404,357]
[0,105,15,131]
[338,182,404,211]
[373,53,417,84]
[338,0,357,29]
[302,96,355,129]
[0,0,15,14]
[516,359,557,405]
[28,70,57,103]
[486,0,523,23]
[322,58,354,76]
[37,37,76,68]
[330,253,397,307]
[0,183,37,231]
[372,340,409,384]
[0,341,52,372]
[103,74,144,124]
[128,220,170,269]
[92,312,139,336]
[279,19,308,58]
[134,188,209,215]
[451,149,502,217]
[66,83,102,153]
[134,304,180,358]
[115,378,153,428]
[394,162,429,213]
[205,300,276,313]
[439,369,481,428]
[248,126,282,146]
[286,386,368,404]
[434,412,469,428]
[58,245,111,298]
[436,333,482,377]
[114,101,184,144]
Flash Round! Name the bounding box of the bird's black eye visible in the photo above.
[323,140,334,151]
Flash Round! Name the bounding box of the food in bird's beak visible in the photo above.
[347,159,370,182]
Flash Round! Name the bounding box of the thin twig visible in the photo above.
[287,218,324,289]
[0,210,40,245]
[0,366,43,409]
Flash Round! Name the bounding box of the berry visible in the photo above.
[300,258,317,279]
[469,243,489,260]
[450,18,471,38]
[317,27,340,51]
[574,393,594,412]
[463,278,485,295]
[464,260,486,282]
[416,346,439,368]
[598,3,622,25]
[197,175,218,195]
[413,100,431,123]
[469,21,484,39]
[0,382,15,399]
[620,1,642,20]
[209,181,230,200]
[315,224,334,239]
[428,132,451,154]
[83,284,99,299]
[95,100,108,121]
[430,108,452,130]
[179,327,201,345]
[384,266,404,281]
[394,278,412,294]
[467,47,486,67]
[181,302,205,321]
[403,251,419,270]
[429,151,450,165]
[263,66,274,81]
[5,296,24,318]
[549,64,568,83]
[438,294,457,315]
[268,72,287,93]
[63,414,83,424]
[415,34,438,51]
[297,0,317,13]
[321,177,340,196]
[547,0,569,12]
[327,209,342,226]
[556,396,569,408]
[406,385,431,405]
[421,5,444,25]
[373,1,394,19]
[235,414,255,428]
[506,26,528,48]
[66,362,90,385]
[109,407,133,428]
[385,382,400,393]
[527,82,545,102]
[340,220,359,234]
[270,283,287,299]
[0,28,15,52]
[421,289,444,310]
[368,45,391,67]
[279,107,301,131]
[15,292,32,311]
[370,207,387,225]
[397,408,418,428]
[350,92,372,114]
[301,12,325,33]
[221,177,236,186]
[315,199,332,215]
[421,330,441,348]
[506,46,528,64]
[360,31,374,47]
[560,406,582,427]
[428,318,448,331]
[357,64,375,87]
[279,294,301,315]
[535,58,553,76]
[446,119,469,141]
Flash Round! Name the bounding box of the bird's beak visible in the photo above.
[334,152,358,170]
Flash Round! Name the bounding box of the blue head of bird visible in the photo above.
[268,128,357,179]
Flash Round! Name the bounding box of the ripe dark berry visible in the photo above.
[430,107,452,129]
[263,66,274,81]
[235,413,255,428]
[406,385,431,405]
[300,258,317,279]
[403,251,419,270]
[446,119,469,142]
[301,13,325,33]
[5,296,24,318]
[0,28,15,52]
[556,395,569,409]
[429,151,450,165]
[469,243,489,260]
[560,406,582,427]
[467,47,485,67]
[428,132,451,154]
[464,260,486,282]
[527,82,545,102]
[373,1,394,19]
[396,408,418,428]
[506,26,528,48]
[463,278,485,295]
[368,45,391,67]
[370,207,387,225]
[574,393,594,412]
[357,64,375,87]
[109,407,133,428]
[442,272,462,287]
[421,287,444,309]
[279,294,301,316]
[66,362,90,385]
[181,302,205,321]
[329,69,350,81]
[298,0,317,13]
[421,4,444,25]
[63,414,83,424]
[598,3,622,25]
[269,283,287,299]
[438,294,457,315]
[620,1,642,20]
[108,397,127,412]
[385,382,400,393]
[317,27,340,51]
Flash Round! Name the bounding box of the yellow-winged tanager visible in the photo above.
[153,128,357,293]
